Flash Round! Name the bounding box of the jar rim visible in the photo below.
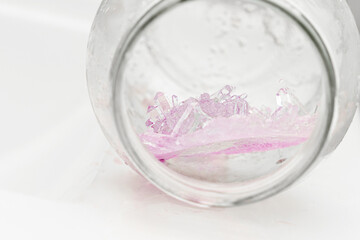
[110,0,336,207]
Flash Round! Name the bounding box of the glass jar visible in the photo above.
[87,0,360,207]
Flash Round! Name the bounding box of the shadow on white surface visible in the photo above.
[68,112,359,239]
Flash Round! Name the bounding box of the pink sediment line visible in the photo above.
[141,114,314,160]
[144,136,308,160]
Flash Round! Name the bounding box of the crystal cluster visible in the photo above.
[141,86,316,161]
[146,86,249,136]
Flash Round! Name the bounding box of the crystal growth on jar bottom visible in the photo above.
[140,85,317,182]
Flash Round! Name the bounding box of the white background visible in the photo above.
[0,0,359,239]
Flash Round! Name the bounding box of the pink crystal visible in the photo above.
[140,86,316,161]
[145,119,153,127]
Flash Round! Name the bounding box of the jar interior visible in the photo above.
[115,0,329,186]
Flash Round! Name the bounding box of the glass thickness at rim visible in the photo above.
[110,0,336,207]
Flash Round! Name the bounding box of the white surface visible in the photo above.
[0,0,107,199]
[0,1,360,239]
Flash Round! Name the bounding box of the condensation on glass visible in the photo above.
[87,0,360,207]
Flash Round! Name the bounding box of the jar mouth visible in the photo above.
[111,0,336,207]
